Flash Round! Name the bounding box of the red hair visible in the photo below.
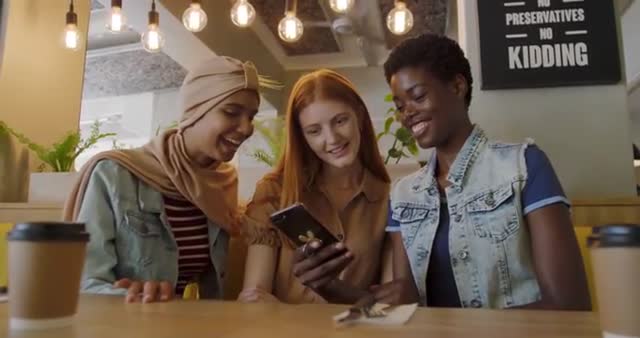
[267,69,389,207]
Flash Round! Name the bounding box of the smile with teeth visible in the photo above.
[328,143,348,155]
[411,121,430,136]
[223,137,243,147]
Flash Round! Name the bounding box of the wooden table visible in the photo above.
[0,296,601,338]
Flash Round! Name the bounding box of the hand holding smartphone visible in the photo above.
[270,203,357,301]
[269,203,339,248]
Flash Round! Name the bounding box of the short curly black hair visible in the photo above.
[384,33,473,107]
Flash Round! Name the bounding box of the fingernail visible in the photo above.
[310,241,320,248]
[143,296,151,303]
[345,251,352,257]
[336,242,344,249]
[160,295,169,301]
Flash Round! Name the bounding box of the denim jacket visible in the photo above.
[390,126,540,308]
[77,159,229,299]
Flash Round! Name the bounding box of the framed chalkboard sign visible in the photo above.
[477,0,621,90]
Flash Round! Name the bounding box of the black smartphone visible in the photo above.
[269,203,339,248]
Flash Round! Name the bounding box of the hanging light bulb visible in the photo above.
[106,0,126,33]
[142,0,165,52]
[329,0,354,14]
[278,11,303,42]
[182,0,208,32]
[386,1,413,36]
[230,0,256,28]
[63,0,81,51]
[278,0,303,43]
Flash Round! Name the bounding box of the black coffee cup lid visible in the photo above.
[588,224,640,248]
[7,222,89,242]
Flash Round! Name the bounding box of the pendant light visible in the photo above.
[106,0,126,33]
[141,0,165,53]
[182,0,208,32]
[63,0,81,51]
[230,0,257,28]
[386,0,414,36]
[329,0,354,14]
[277,0,303,43]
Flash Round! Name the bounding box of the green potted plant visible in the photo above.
[376,94,420,164]
[0,120,116,203]
[376,94,424,180]
[245,116,285,168]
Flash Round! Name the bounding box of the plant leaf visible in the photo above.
[407,141,419,156]
[246,116,285,167]
[384,116,394,134]
[388,148,402,158]
[395,127,413,145]
[251,149,275,167]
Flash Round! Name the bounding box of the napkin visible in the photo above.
[333,303,418,327]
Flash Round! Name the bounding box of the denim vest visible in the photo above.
[78,160,229,299]
[390,127,540,308]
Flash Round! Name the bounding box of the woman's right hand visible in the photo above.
[292,240,353,291]
[113,278,175,303]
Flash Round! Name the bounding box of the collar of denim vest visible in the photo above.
[411,125,486,192]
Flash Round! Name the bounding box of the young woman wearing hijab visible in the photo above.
[64,56,261,303]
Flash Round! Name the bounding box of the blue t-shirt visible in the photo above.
[386,146,569,307]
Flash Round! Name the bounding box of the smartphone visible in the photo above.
[269,203,339,248]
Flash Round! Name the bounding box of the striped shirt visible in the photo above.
[163,196,210,295]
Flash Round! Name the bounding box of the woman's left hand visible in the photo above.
[114,278,174,303]
[370,278,419,305]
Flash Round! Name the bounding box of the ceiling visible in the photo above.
[244,0,451,69]
[82,0,452,101]
[87,0,451,69]
[83,50,187,99]
[84,0,638,113]
[85,1,188,99]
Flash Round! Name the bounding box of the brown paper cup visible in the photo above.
[7,222,89,330]
[588,224,640,338]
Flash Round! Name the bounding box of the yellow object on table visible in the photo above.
[0,223,11,287]
[182,282,199,300]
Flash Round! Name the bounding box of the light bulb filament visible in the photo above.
[65,28,78,49]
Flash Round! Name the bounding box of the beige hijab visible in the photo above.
[63,56,260,235]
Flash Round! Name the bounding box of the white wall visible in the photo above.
[77,92,164,169]
[152,89,181,134]
[630,89,640,147]
[458,0,636,199]
[622,0,640,148]
[622,0,640,86]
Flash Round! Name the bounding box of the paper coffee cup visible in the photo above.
[588,224,640,338]
[7,222,89,330]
